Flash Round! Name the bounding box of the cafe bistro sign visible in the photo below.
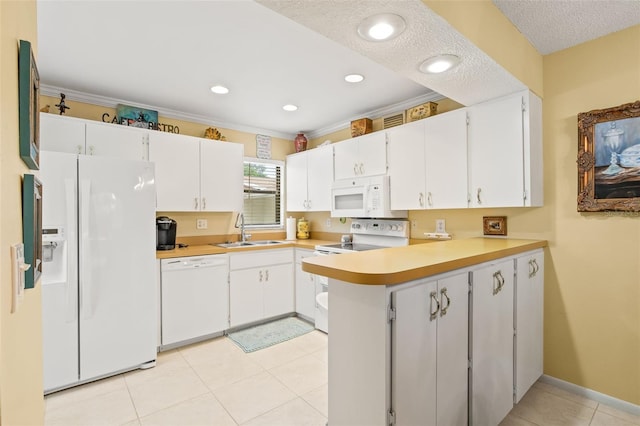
[101,103,180,134]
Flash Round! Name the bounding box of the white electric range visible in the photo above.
[314,218,410,254]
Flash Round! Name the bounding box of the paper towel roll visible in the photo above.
[286,217,297,240]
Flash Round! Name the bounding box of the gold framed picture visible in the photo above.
[577,100,640,212]
[483,216,507,236]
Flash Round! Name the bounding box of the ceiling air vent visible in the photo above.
[383,112,405,129]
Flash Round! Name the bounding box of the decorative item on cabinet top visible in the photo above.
[350,118,373,137]
[406,101,438,123]
[116,103,158,130]
[204,127,227,141]
[577,100,640,212]
[294,133,308,153]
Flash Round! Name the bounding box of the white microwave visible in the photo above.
[331,175,407,218]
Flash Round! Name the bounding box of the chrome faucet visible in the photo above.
[235,213,251,242]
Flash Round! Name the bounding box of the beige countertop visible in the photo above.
[156,239,335,259]
[302,237,547,286]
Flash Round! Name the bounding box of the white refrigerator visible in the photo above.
[40,151,157,393]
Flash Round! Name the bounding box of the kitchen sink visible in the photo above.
[214,240,287,248]
[214,242,255,248]
[247,240,286,245]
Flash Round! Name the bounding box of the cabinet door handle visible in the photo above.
[528,259,536,278]
[265,269,269,282]
[427,192,433,207]
[259,270,263,282]
[88,145,95,155]
[418,192,424,207]
[493,270,504,295]
[476,188,482,204]
[77,145,83,154]
[354,163,359,175]
[202,198,206,210]
[359,163,364,175]
[194,198,199,209]
[429,291,440,321]
[532,259,539,276]
[307,199,311,209]
[440,287,451,316]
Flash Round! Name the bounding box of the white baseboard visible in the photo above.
[540,375,640,416]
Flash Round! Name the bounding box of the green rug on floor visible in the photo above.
[227,317,315,353]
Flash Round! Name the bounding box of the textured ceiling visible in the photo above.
[493,0,640,55]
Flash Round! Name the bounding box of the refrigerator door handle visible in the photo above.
[64,178,77,323]
[79,178,92,319]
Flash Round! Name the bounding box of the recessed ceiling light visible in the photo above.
[210,85,229,94]
[345,74,365,83]
[419,54,461,74]
[283,104,298,112]
[357,13,406,41]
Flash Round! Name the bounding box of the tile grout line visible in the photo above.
[175,346,232,419]
[588,403,599,425]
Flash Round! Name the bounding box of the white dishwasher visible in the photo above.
[160,254,229,349]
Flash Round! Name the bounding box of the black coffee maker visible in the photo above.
[156,216,177,250]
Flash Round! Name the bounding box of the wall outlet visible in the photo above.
[196,219,208,230]
[411,220,417,229]
[326,218,332,227]
[435,219,446,233]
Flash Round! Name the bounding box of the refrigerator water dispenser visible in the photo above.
[42,226,67,284]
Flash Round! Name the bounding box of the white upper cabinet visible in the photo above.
[286,145,333,211]
[40,113,86,154]
[424,109,469,209]
[85,121,148,161]
[387,120,427,210]
[388,109,468,210]
[148,132,244,212]
[149,131,200,211]
[40,113,148,161]
[467,90,542,208]
[334,131,387,180]
[286,151,308,211]
[200,139,244,212]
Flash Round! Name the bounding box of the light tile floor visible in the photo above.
[45,330,639,426]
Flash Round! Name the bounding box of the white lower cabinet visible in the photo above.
[294,249,317,320]
[515,249,544,402]
[391,271,469,426]
[229,249,294,328]
[328,248,544,426]
[470,258,515,426]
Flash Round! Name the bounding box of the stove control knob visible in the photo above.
[391,225,397,231]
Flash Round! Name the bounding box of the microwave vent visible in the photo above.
[383,112,405,129]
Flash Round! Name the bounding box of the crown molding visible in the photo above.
[41,84,444,141]
[40,84,294,140]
